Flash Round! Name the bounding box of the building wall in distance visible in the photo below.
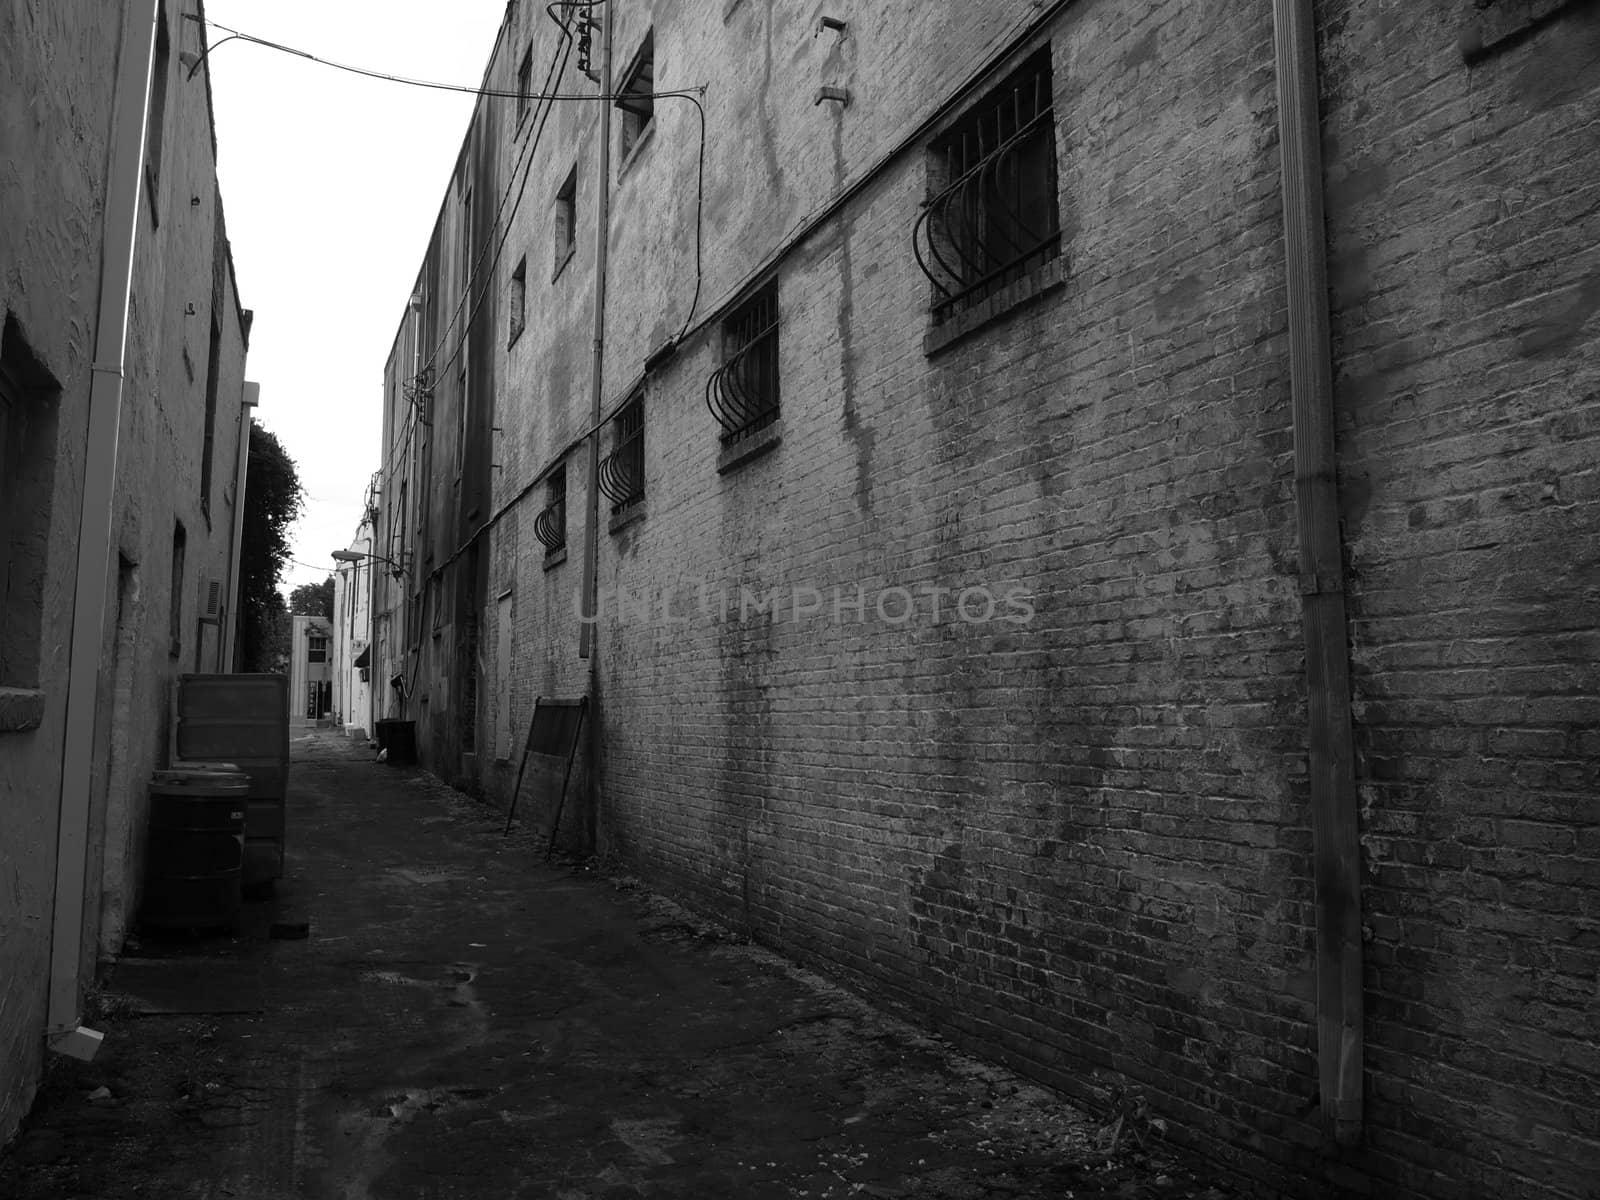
[375,1,1600,1195]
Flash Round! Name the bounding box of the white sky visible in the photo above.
[201,1,508,596]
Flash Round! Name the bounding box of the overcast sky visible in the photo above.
[201,1,508,595]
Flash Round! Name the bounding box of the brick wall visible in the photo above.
[1323,0,1600,1194]
[0,0,252,1146]
[376,0,1600,1194]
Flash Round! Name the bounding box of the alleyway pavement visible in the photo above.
[1,730,1232,1199]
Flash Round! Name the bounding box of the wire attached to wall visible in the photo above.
[191,14,708,422]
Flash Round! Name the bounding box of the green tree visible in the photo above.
[237,420,304,672]
[289,576,334,620]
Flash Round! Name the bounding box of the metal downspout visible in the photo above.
[580,4,613,663]
[1271,0,1364,1144]
[579,3,613,855]
[47,0,162,1061]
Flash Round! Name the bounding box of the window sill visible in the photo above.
[717,418,782,474]
[0,688,46,733]
[608,499,646,535]
[924,255,1067,357]
[617,122,656,181]
[552,245,575,284]
[543,545,568,571]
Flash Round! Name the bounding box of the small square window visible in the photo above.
[597,393,644,516]
[516,46,533,125]
[534,464,567,557]
[914,45,1060,326]
[616,31,655,163]
[708,284,780,445]
[554,165,577,277]
[509,257,527,346]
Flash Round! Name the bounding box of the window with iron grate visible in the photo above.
[534,464,567,556]
[597,393,644,516]
[913,46,1060,326]
[707,284,779,445]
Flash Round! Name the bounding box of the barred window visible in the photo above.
[597,393,644,515]
[913,46,1059,325]
[706,284,779,445]
[534,464,566,556]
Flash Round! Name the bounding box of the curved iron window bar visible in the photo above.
[706,302,779,443]
[533,496,565,551]
[597,400,644,512]
[912,59,1058,325]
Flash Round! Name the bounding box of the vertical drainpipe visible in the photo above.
[578,4,614,854]
[1271,0,1364,1144]
[580,4,614,664]
[47,0,162,1061]
[221,381,259,672]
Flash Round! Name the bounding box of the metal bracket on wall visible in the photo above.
[1299,572,1343,596]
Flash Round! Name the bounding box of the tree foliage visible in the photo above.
[289,576,334,619]
[237,420,304,672]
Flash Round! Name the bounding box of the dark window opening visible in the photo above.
[0,316,62,692]
[535,464,567,555]
[200,314,221,519]
[707,284,780,444]
[597,394,644,515]
[169,521,186,659]
[509,257,527,346]
[145,3,171,219]
[307,634,328,664]
[913,46,1059,325]
[515,45,533,124]
[554,164,577,274]
[616,31,655,161]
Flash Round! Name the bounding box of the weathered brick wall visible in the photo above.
[380,0,1599,1194]
[587,2,1324,1192]
[95,0,253,964]
[0,0,120,1146]
[1322,0,1600,1195]
[1,0,251,1146]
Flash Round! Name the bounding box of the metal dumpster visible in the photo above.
[172,674,290,887]
[141,766,249,930]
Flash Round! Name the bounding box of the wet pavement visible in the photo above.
[1,729,1232,1199]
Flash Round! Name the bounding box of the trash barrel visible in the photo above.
[375,719,416,765]
[142,765,249,931]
